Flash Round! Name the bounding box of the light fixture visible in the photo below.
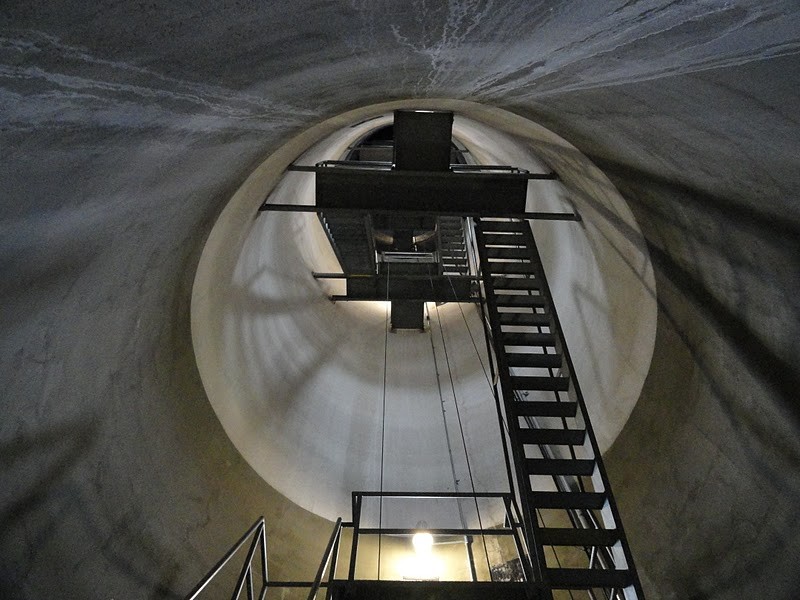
[411,531,434,557]
[402,521,440,581]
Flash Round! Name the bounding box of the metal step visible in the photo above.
[512,400,577,418]
[545,568,634,590]
[503,332,556,347]
[487,247,531,259]
[538,528,621,547]
[487,262,538,274]
[517,427,586,446]
[529,491,607,510]
[478,221,529,233]
[499,312,551,327]
[491,277,540,290]
[505,352,562,369]
[494,294,547,308]
[483,232,525,244]
[511,375,569,392]
[525,458,595,476]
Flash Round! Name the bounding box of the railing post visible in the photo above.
[186,518,265,600]
[245,568,254,600]
[307,518,343,600]
[259,523,268,596]
[348,494,362,581]
[326,522,343,600]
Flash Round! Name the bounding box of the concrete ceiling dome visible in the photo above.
[2,2,800,599]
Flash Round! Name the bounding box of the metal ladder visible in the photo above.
[438,216,469,276]
[473,217,645,600]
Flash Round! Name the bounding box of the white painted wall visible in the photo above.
[191,100,657,522]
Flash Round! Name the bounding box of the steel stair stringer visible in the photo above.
[473,217,645,600]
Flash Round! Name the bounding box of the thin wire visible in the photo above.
[430,296,493,580]
[377,261,390,580]
[425,303,466,528]
[445,273,493,390]
[465,219,516,484]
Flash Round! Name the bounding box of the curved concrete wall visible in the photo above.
[2,2,799,599]
[191,102,656,521]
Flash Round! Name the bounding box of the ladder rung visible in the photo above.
[506,353,562,368]
[324,223,366,230]
[511,375,569,392]
[483,232,525,244]
[487,247,531,259]
[525,458,595,476]
[512,401,577,418]
[487,262,538,274]
[538,528,621,547]
[478,221,529,232]
[492,277,540,290]
[495,294,547,308]
[503,332,556,346]
[499,312,551,327]
[517,428,586,446]
[529,491,606,510]
[545,568,634,590]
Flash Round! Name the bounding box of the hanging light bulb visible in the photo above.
[412,531,434,557]
[402,521,440,580]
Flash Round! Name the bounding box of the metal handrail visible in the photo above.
[312,160,531,175]
[186,517,267,600]
[345,491,529,583]
[307,518,343,600]
[521,403,621,599]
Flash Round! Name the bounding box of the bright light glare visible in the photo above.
[401,531,440,580]
[412,532,434,556]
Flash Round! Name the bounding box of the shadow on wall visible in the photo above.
[0,416,182,599]
[537,137,799,431]
[229,260,353,420]
[531,135,800,480]
[541,150,800,596]
[588,156,800,422]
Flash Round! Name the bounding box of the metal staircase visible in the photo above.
[473,217,644,599]
[437,216,468,277]
[192,109,645,600]
[319,212,376,275]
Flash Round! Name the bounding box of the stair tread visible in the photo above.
[492,277,540,290]
[517,427,586,445]
[483,232,525,243]
[525,458,595,476]
[503,332,556,346]
[478,221,529,232]
[545,568,634,589]
[487,247,531,259]
[512,400,577,418]
[511,375,569,392]
[499,312,551,326]
[538,527,622,547]
[529,491,607,510]
[495,294,547,308]
[506,352,562,368]
[487,262,538,274]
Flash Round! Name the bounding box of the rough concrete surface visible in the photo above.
[1,2,799,599]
